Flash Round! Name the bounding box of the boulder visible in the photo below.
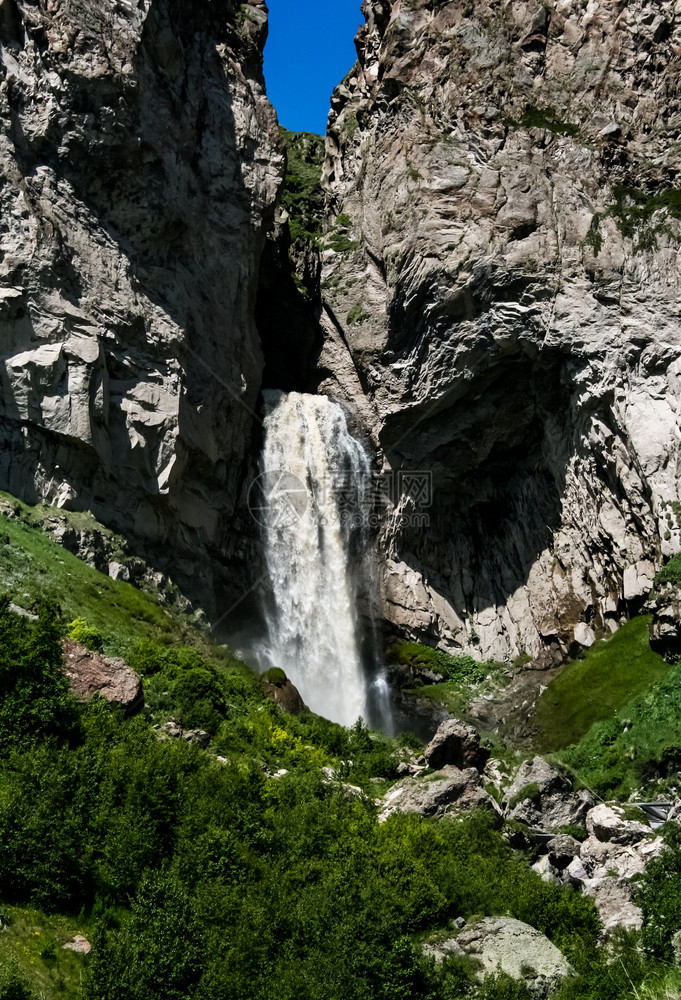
[586,804,651,845]
[379,765,501,823]
[62,639,143,715]
[182,729,211,749]
[581,878,643,935]
[546,835,581,871]
[63,935,91,955]
[156,718,183,739]
[424,719,490,772]
[454,918,574,998]
[503,757,594,833]
[261,670,306,715]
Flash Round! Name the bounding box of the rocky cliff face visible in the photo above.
[0,0,282,611]
[317,0,681,661]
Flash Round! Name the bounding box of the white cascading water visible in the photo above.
[255,390,373,727]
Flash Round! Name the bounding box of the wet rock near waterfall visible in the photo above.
[424,918,574,999]
[261,668,306,715]
[424,719,490,772]
[502,757,594,833]
[62,639,143,715]
[378,765,501,823]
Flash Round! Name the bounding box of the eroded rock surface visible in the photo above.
[318,0,681,660]
[503,756,594,832]
[0,0,282,615]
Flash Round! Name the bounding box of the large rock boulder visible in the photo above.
[62,639,143,715]
[424,719,490,772]
[261,669,306,715]
[503,757,594,833]
[378,765,500,823]
[586,804,652,846]
[430,918,574,999]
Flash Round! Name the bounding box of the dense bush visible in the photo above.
[67,617,103,651]
[0,598,79,753]
[0,594,670,1000]
[655,552,681,589]
[0,963,34,1000]
[636,824,681,960]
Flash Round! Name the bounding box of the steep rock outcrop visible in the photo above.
[318,0,681,660]
[0,0,282,614]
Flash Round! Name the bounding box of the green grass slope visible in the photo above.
[0,905,92,1000]
[533,617,669,752]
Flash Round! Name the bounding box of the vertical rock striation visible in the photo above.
[0,0,282,610]
[318,0,681,661]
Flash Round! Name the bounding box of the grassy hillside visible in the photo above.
[0,492,253,684]
[0,492,680,1000]
[533,617,669,752]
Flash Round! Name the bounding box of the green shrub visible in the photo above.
[0,963,34,1000]
[262,667,287,687]
[347,302,370,324]
[636,824,681,959]
[127,638,170,675]
[67,616,104,651]
[0,597,80,753]
[655,552,681,589]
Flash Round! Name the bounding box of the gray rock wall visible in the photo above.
[0,0,282,612]
[317,0,681,661]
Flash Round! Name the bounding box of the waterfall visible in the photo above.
[254,390,380,727]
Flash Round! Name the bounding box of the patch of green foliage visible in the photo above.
[507,105,580,138]
[67,617,103,651]
[0,498,255,689]
[533,617,669,752]
[389,641,490,683]
[262,667,287,686]
[278,127,325,244]
[607,184,681,252]
[507,782,541,811]
[559,657,681,798]
[0,598,79,755]
[346,302,371,325]
[635,824,681,960]
[394,642,504,719]
[326,231,359,253]
[655,552,681,589]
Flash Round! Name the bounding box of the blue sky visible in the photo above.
[263,0,364,135]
